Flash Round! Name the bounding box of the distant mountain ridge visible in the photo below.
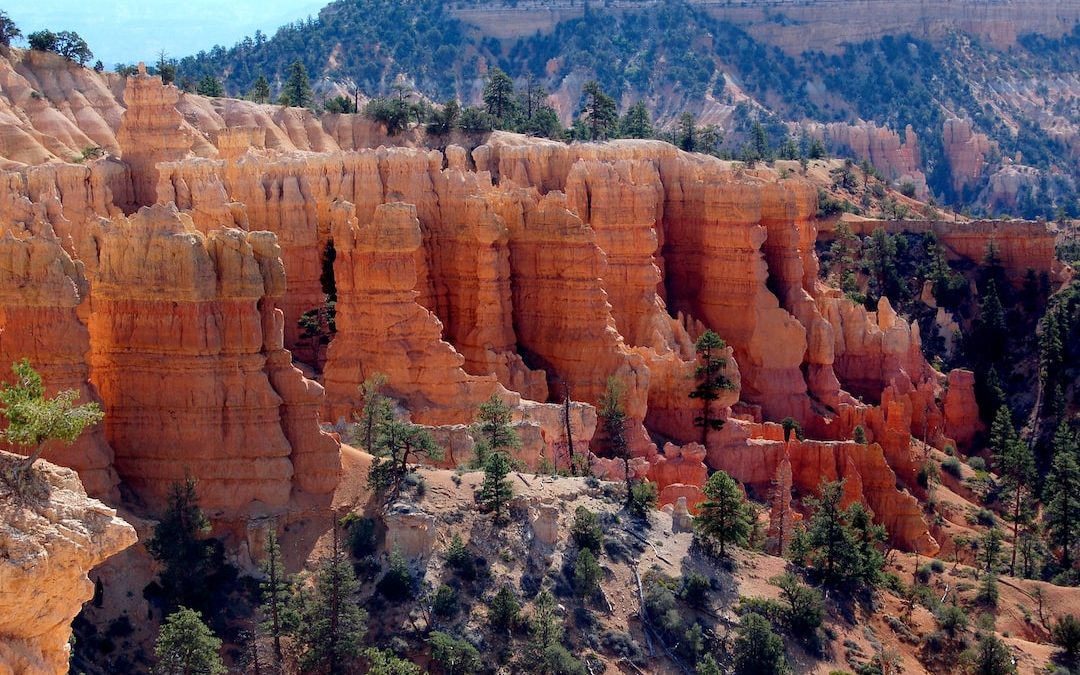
[174,0,1080,218]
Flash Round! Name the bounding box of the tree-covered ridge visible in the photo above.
[176,1,476,101]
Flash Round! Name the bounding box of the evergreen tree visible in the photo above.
[573,549,602,598]
[520,590,586,674]
[620,101,654,139]
[283,60,313,109]
[966,632,1016,675]
[990,407,1036,576]
[480,450,514,524]
[1052,614,1080,664]
[154,607,225,675]
[695,470,753,557]
[781,417,802,443]
[488,584,521,634]
[0,11,21,48]
[27,30,58,52]
[251,75,271,104]
[732,612,789,675]
[847,502,887,586]
[197,75,224,97]
[155,51,176,85]
[482,67,518,127]
[689,330,735,446]
[749,121,770,161]
[428,632,482,675]
[146,478,224,613]
[981,527,1004,574]
[351,373,393,454]
[1045,422,1080,570]
[364,648,422,675]
[676,112,697,152]
[367,417,444,506]
[260,530,294,666]
[853,425,868,444]
[427,99,461,135]
[804,480,860,586]
[580,80,617,141]
[297,524,367,675]
[597,377,634,510]
[0,359,104,480]
[471,394,521,468]
[977,279,1008,363]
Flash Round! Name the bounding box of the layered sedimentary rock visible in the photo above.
[943,118,994,194]
[323,200,501,425]
[86,204,339,512]
[813,122,929,198]
[0,453,136,675]
[116,65,195,208]
[0,224,120,499]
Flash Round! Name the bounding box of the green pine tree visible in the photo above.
[250,75,271,104]
[351,373,393,453]
[260,529,294,666]
[480,450,514,524]
[689,331,735,446]
[597,377,634,510]
[1045,422,1080,571]
[990,407,1036,576]
[732,612,789,675]
[283,60,313,109]
[695,470,753,557]
[154,607,225,675]
[296,524,367,674]
[482,67,518,127]
[804,480,860,585]
[470,394,521,469]
[620,101,654,139]
[580,81,617,141]
[0,359,104,481]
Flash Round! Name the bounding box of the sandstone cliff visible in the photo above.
[0,453,136,675]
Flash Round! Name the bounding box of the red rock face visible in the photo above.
[0,226,120,500]
[85,204,338,512]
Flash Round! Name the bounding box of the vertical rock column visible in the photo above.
[87,204,298,512]
[0,226,120,499]
[116,63,193,209]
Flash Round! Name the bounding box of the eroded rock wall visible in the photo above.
[0,453,136,675]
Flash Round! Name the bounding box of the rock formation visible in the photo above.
[0,452,136,675]
[86,204,339,512]
[0,218,120,499]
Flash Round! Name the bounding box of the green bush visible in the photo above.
[570,507,603,554]
[432,584,459,618]
[936,604,969,637]
[679,573,712,608]
[942,456,963,478]
[444,534,476,581]
[967,456,987,472]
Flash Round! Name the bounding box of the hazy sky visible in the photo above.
[4,0,326,66]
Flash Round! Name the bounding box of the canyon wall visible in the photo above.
[1,67,1055,555]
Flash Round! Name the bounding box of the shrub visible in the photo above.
[377,549,415,602]
[444,534,476,581]
[574,549,602,598]
[1052,614,1080,662]
[930,559,946,573]
[488,585,521,633]
[942,456,963,478]
[772,573,824,636]
[600,629,644,664]
[428,631,481,675]
[936,604,969,638]
[432,584,459,618]
[342,514,377,559]
[570,507,603,554]
[974,509,996,527]
[628,480,658,518]
[967,456,987,472]
[679,572,712,609]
